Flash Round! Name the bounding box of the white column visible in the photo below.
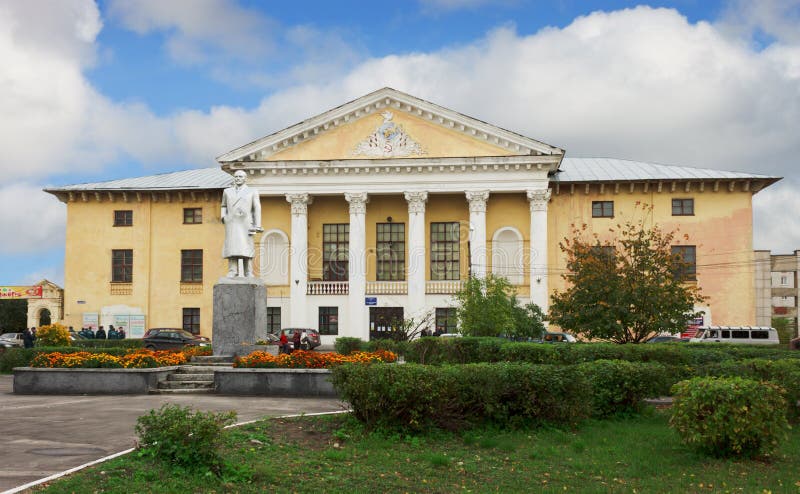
[286,193,311,328]
[527,189,551,312]
[345,192,369,341]
[405,191,428,319]
[466,191,489,279]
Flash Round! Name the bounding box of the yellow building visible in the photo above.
[45,88,780,342]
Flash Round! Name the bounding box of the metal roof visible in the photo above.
[44,158,781,193]
[44,167,232,192]
[555,157,779,183]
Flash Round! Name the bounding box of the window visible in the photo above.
[431,222,460,280]
[111,249,133,282]
[113,210,133,226]
[435,308,457,335]
[781,275,788,286]
[591,201,614,218]
[267,307,281,333]
[323,224,349,281]
[182,308,200,334]
[181,250,203,282]
[731,330,749,339]
[318,307,339,335]
[183,208,202,224]
[671,245,697,281]
[377,223,405,281]
[751,330,769,339]
[672,198,694,216]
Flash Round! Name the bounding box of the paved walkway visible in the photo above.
[0,375,344,492]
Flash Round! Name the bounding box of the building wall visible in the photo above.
[548,184,756,325]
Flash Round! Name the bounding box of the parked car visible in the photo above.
[540,332,576,343]
[271,328,321,350]
[0,332,23,348]
[142,328,210,351]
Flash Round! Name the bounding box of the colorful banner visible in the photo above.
[0,285,43,299]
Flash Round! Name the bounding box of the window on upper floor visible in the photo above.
[672,198,694,216]
[591,201,614,218]
[780,275,788,286]
[323,224,349,281]
[112,249,133,283]
[183,208,202,224]
[431,222,460,281]
[377,223,405,281]
[319,306,339,335]
[182,308,200,334]
[114,210,133,227]
[671,245,697,281]
[181,249,203,283]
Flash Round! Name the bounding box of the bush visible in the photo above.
[35,324,70,347]
[334,337,365,355]
[578,360,668,417]
[72,339,144,349]
[135,404,237,474]
[330,362,591,432]
[670,377,788,458]
[0,346,141,372]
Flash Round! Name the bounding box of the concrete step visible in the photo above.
[191,356,235,364]
[168,373,213,382]
[149,388,215,395]
[177,365,229,372]
[158,380,214,390]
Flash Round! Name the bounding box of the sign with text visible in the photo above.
[82,313,99,331]
[365,297,377,306]
[0,285,42,299]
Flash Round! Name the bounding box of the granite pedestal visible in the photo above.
[212,277,267,357]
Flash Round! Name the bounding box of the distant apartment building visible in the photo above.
[755,250,800,333]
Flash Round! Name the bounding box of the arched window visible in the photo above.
[38,308,51,326]
[492,227,524,285]
[260,230,289,285]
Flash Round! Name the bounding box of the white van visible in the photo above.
[689,326,779,345]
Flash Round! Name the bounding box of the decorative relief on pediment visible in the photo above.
[352,111,425,158]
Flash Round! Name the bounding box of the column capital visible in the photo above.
[527,189,551,212]
[404,191,428,214]
[286,193,312,215]
[465,190,490,213]
[344,192,369,214]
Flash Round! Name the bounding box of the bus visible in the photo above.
[689,326,779,345]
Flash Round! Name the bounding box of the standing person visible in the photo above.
[22,327,34,348]
[279,331,290,354]
[221,170,262,277]
[292,330,302,352]
[95,325,106,340]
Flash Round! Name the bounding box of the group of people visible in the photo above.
[75,324,126,340]
[278,330,303,354]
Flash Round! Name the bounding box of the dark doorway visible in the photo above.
[369,307,404,340]
[39,309,51,326]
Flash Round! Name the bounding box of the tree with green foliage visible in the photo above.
[0,299,27,333]
[549,204,706,343]
[772,316,794,345]
[454,274,545,339]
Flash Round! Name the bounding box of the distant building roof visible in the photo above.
[555,157,779,183]
[44,158,780,193]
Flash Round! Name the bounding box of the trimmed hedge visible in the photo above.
[578,360,670,417]
[330,362,592,432]
[670,377,788,457]
[70,339,144,349]
[0,346,136,372]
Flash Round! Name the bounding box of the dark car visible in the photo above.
[142,328,210,351]
[0,332,23,348]
[272,328,321,350]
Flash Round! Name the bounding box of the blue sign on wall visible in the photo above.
[365,297,377,306]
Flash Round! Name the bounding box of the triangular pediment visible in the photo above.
[217,88,563,164]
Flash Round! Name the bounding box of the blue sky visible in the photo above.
[0,0,799,286]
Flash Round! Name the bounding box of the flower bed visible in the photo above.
[29,349,187,369]
[233,349,397,369]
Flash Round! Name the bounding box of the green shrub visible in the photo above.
[135,404,237,474]
[72,339,143,349]
[35,324,71,347]
[578,360,667,417]
[330,362,591,432]
[0,346,146,372]
[363,338,411,356]
[334,337,364,355]
[670,377,788,458]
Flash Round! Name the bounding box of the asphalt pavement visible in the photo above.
[0,375,344,493]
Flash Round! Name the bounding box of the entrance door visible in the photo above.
[369,307,404,340]
[39,309,51,326]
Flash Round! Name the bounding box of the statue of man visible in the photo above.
[221,170,262,277]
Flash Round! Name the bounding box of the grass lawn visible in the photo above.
[36,410,799,493]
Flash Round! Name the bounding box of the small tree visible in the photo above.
[772,316,794,345]
[455,274,545,338]
[549,204,706,343]
[35,323,71,347]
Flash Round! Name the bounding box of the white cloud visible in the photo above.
[753,179,800,254]
[0,184,65,255]
[106,0,273,64]
[719,0,800,45]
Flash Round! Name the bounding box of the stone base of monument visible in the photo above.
[212,277,267,357]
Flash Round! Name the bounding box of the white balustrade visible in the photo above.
[307,281,349,295]
[425,280,465,294]
[365,281,408,295]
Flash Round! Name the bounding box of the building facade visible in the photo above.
[46,88,779,342]
[755,250,800,333]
